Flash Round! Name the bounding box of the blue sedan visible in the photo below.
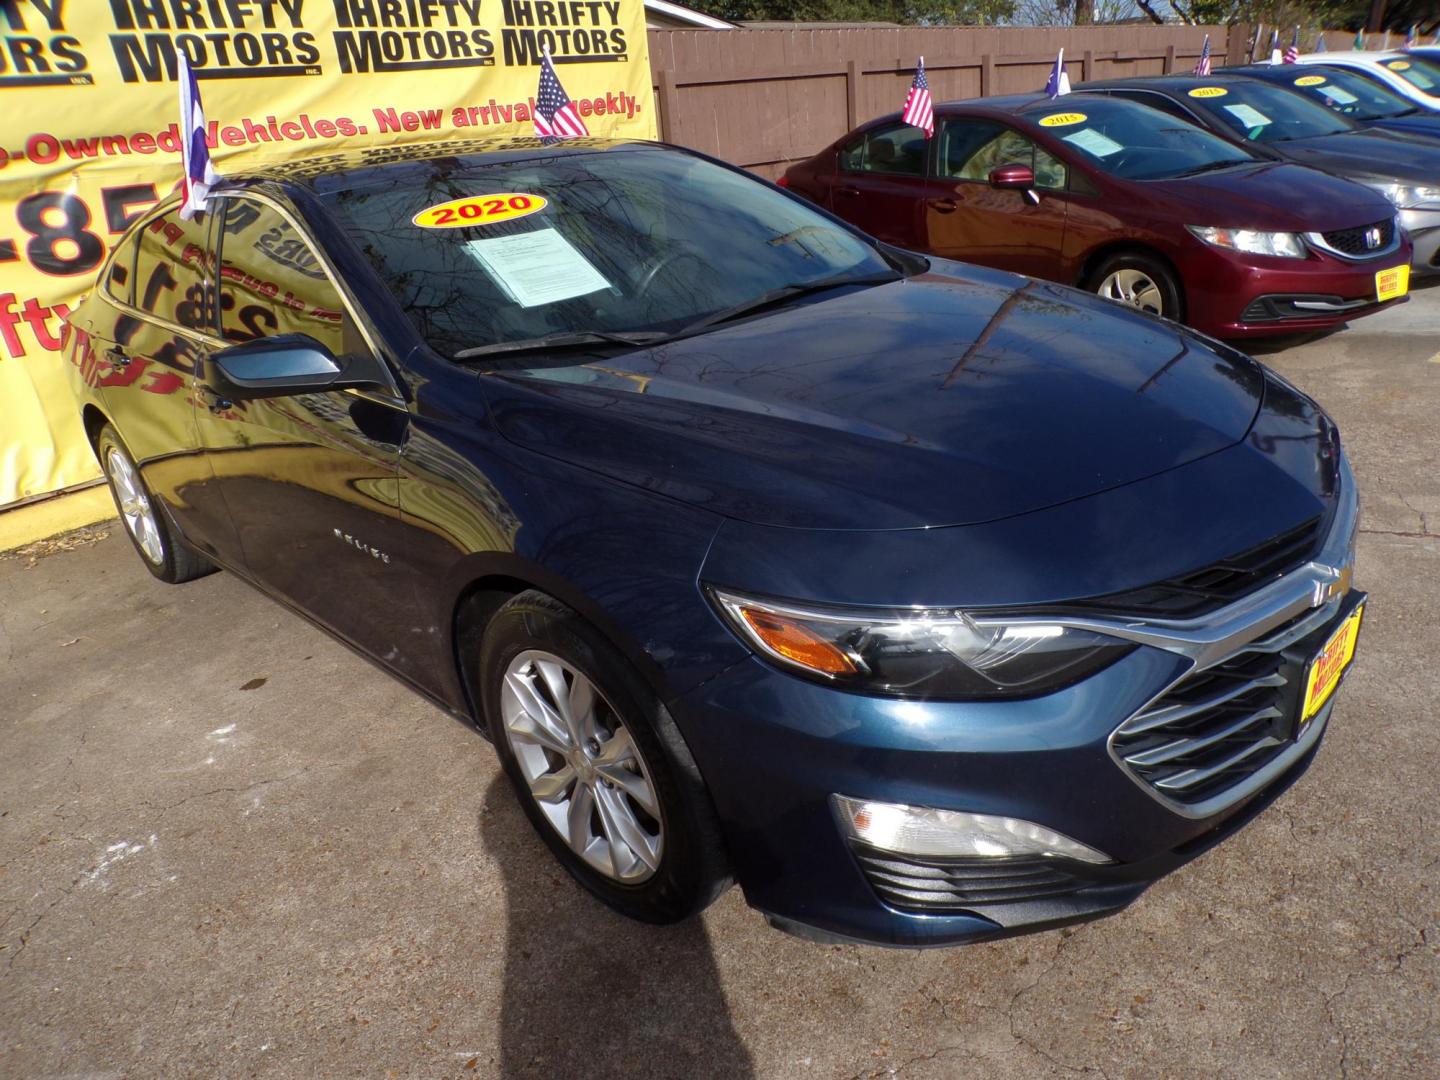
[64,138,1364,947]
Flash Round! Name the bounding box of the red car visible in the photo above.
[782,94,1411,338]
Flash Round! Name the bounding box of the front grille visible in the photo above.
[1111,602,1337,811]
[1064,517,1323,620]
[854,848,1085,913]
[1319,218,1394,257]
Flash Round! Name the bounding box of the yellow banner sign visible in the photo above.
[0,0,656,509]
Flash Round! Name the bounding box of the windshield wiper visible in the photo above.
[1176,159,1250,177]
[671,270,903,339]
[455,329,668,360]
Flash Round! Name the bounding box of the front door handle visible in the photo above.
[835,185,861,198]
[929,198,958,213]
[105,346,131,368]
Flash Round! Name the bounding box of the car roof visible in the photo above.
[1077,73,1269,95]
[1296,50,1409,62]
[215,137,656,197]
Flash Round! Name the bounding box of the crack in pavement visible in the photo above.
[2,764,339,973]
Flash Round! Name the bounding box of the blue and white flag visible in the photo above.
[177,53,216,220]
[1044,49,1070,99]
[1314,33,1327,53]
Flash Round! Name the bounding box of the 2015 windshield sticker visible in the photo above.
[1038,112,1086,127]
[413,194,548,229]
[1293,75,1327,86]
[1386,60,1411,70]
[1189,86,1228,98]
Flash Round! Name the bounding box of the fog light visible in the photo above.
[833,795,1112,864]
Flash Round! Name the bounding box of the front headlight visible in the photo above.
[710,589,1133,698]
[1363,180,1440,209]
[1187,225,1308,258]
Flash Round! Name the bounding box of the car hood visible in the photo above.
[1144,161,1396,231]
[482,265,1264,531]
[1268,128,1440,187]
[1372,114,1440,140]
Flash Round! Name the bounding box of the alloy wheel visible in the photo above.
[1097,268,1166,316]
[499,650,663,884]
[107,446,164,565]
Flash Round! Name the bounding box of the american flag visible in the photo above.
[1283,27,1300,64]
[533,47,589,143]
[177,52,216,221]
[1192,34,1211,76]
[901,57,933,138]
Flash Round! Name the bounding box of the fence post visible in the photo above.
[1082,49,1093,82]
[656,68,678,144]
[1164,44,1176,74]
[1225,23,1252,67]
[846,59,860,129]
[980,53,994,97]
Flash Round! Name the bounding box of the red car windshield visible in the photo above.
[1021,98,1254,181]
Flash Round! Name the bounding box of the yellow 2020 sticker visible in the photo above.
[413,193,547,229]
[1189,86,1228,98]
[1387,60,1412,70]
[1294,75,1326,87]
[1038,112,1087,127]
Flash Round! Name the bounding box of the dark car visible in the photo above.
[65,138,1366,949]
[1077,73,1440,274]
[782,94,1409,338]
[1223,62,1440,143]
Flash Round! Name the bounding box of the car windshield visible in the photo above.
[321,146,894,358]
[1262,66,1418,120]
[1022,97,1254,180]
[1181,80,1355,142]
[1379,55,1440,97]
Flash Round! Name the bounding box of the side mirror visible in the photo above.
[207,334,347,400]
[988,164,1036,190]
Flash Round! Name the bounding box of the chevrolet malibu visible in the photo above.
[64,139,1365,947]
[782,94,1410,338]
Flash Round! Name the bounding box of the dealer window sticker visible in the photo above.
[1222,103,1272,129]
[1293,75,1327,87]
[1038,112,1086,127]
[1317,84,1358,105]
[464,227,611,309]
[413,193,548,229]
[1188,86,1228,98]
[1062,128,1124,157]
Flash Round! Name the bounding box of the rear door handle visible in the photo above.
[835,185,861,198]
[929,198,958,213]
[104,346,131,368]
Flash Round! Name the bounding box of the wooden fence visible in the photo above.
[648,25,1241,179]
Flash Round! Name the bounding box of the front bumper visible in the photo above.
[1400,206,1440,273]
[1182,238,1413,339]
[676,466,1361,948]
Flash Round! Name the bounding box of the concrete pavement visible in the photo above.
[2,284,1437,1079]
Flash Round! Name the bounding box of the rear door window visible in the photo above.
[840,123,930,177]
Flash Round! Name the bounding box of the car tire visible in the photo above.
[97,424,215,584]
[1089,252,1183,323]
[479,590,730,923]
